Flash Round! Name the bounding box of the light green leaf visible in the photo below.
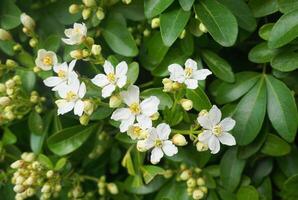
[121,149,136,175]
[2,128,17,145]
[258,23,274,40]
[248,0,279,17]
[185,87,212,111]
[178,0,194,11]
[278,0,298,13]
[54,158,67,171]
[261,134,291,156]
[142,165,165,184]
[47,124,96,156]
[127,62,139,84]
[271,50,298,72]
[160,8,190,46]
[15,69,36,92]
[248,42,279,63]
[90,107,113,120]
[220,148,246,192]
[0,40,15,56]
[144,0,174,18]
[265,75,298,142]
[268,9,298,48]
[201,50,235,83]
[141,88,173,110]
[237,186,259,200]
[28,111,44,135]
[38,154,54,169]
[232,78,267,145]
[195,0,238,47]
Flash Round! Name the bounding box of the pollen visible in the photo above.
[184,67,193,77]
[42,56,53,66]
[133,126,142,135]
[107,73,116,82]
[213,124,223,136]
[154,139,163,148]
[57,70,66,78]
[66,91,77,101]
[129,102,141,114]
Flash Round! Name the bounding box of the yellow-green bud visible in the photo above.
[107,183,118,195]
[172,134,188,146]
[33,66,41,73]
[0,96,11,107]
[82,49,90,57]
[96,8,105,20]
[187,178,197,188]
[91,44,102,56]
[151,18,160,29]
[172,82,182,90]
[70,50,83,59]
[143,29,150,37]
[150,112,160,120]
[85,36,94,46]
[197,177,205,186]
[199,186,208,193]
[198,109,208,117]
[83,100,94,115]
[122,0,132,4]
[82,8,92,20]
[20,13,36,30]
[196,141,208,152]
[13,75,21,84]
[6,59,17,68]
[83,0,96,7]
[46,170,54,178]
[0,83,6,93]
[41,183,51,193]
[0,29,12,41]
[24,177,34,186]
[199,23,208,33]
[10,160,23,169]
[13,185,25,193]
[180,98,193,111]
[163,169,173,179]
[180,170,192,181]
[22,152,35,162]
[26,187,35,197]
[79,114,90,126]
[29,38,38,48]
[5,79,15,89]
[55,184,62,192]
[109,94,122,108]
[69,4,81,14]
[15,176,25,185]
[162,78,173,92]
[192,189,204,200]
[13,44,22,52]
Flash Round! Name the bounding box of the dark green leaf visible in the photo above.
[257,178,272,200]
[141,88,173,110]
[237,186,259,200]
[278,0,298,13]
[155,179,191,200]
[185,87,212,111]
[0,0,21,30]
[16,69,36,92]
[127,62,139,84]
[142,165,165,184]
[41,35,60,52]
[258,23,274,40]
[248,0,279,17]
[261,134,291,156]
[90,107,113,120]
[178,0,194,11]
[144,0,174,18]
[28,111,44,135]
[2,128,17,145]
[248,42,278,63]
[271,50,298,72]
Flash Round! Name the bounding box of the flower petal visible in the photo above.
[91,74,109,87]
[220,117,236,132]
[185,58,197,70]
[156,123,171,140]
[136,114,152,129]
[56,100,75,115]
[208,105,222,126]
[116,76,127,88]
[120,85,139,106]
[119,115,135,132]
[111,108,131,121]
[54,62,68,73]
[192,69,212,80]
[43,77,62,87]
[68,60,76,72]
[140,96,160,116]
[78,82,86,98]
[102,84,116,98]
[115,61,128,77]
[62,38,75,45]
[197,115,213,130]
[103,60,114,74]
[208,135,220,154]
[184,78,198,89]
[150,147,164,164]
[162,140,178,157]
[74,100,84,116]
[168,64,185,83]
[198,130,212,143]
[218,132,236,146]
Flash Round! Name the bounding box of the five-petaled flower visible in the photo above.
[55,78,86,116]
[62,23,87,45]
[91,60,128,98]
[111,85,160,132]
[127,122,151,140]
[168,58,212,89]
[137,123,178,164]
[35,49,58,71]
[197,105,236,154]
[43,60,78,91]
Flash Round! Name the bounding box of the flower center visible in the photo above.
[154,139,163,148]
[66,91,77,101]
[129,102,140,114]
[133,126,142,135]
[107,73,116,82]
[43,56,52,66]
[184,67,193,77]
[57,70,66,78]
[213,124,223,136]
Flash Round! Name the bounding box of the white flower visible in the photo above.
[91,60,128,98]
[111,85,160,132]
[43,60,78,91]
[20,13,35,30]
[35,49,58,71]
[197,105,236,154]
[137,123,178,164]
[127,121,151,140]
[55,78,86,116]
[62,23,87,45]
[168,58,212,89]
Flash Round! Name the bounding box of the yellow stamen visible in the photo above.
[154,139,163,148]
[42,56,52,65]
[107,73,116,82]
[184,67,193,77]
[133,126,142,136]
[66,91,77,101]
[57,70,66,78]
[129,102,140,114]
[213,125,223,136]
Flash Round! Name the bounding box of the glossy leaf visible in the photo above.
[278,0,298,13]
[0,0,21,30]
[258,23,274,40]
[271,50,298,72]
[178,0,194,11]
[248,42,278,63]
[249,0,279,17]
[144,0,174,18]
[142,165,165,184]
[127,62,139,84]
[141,88,173,110]
[186,87,212,111]
[261,134,291,156]
[237,186,259,200]
[28,111,44,136]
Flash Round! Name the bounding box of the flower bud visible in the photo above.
[163,169,173,179]
[83,0,96,7]
[69,4,81,14]
[82,49,90,57]
[46,170,54,178]
[22,152,35,162]
[199,186,208,193]
[197,177,205,186]
[33,66,41,73]
[198,109,208,117]
[24,177,34,186]
[151,18,160,29]
[162,78,173,92]
[13,44,22,52]
[107,183,118,195]
[122,0,132,4]
[55,184,62,192]
[180,170,192,181]
[199,23,208,33]
[96,8,105,20]
[26,187,36,197]
[91,44,102,56]
[196,141,208,152]
[109,94,122,108]
[15,176,25,185]
[79,114,90,126]
[20,13,36,30]
[136,140,148,152]
[13,184,25,193]
[70,50,83,59]
[41,183,51,193]
[187,178,196,188]
[0,83,6,93]
[29,38,38,48]
[6,59,17,68]
[0,96,11,107]
[82,8,91,20]
[143,29,150,37]
[172,82,182,90]
[13,75,21,84]
[83,100,94,115]
[5,79,15,89]
[172,134,187,146]
[192,189,204,200]
[180,99,193,111]
[0,29,12,41]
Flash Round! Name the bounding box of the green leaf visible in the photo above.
[278,0,298,13]
[258,23,274,40]
[127,62,139,84]
[220,148,246,192]
[102,14,138,57]
[54,158,67,171]
[41,35,61,52]
[0,0,21,30]
[178,0,194,11]
[144,0,174,18]
[217,0,257,32]
[185,87,212,111]
[281,174,298,199]
[248,0,279,17]
[257,178,272,200]
[268,9,298,48]
[15,51,35,67]
[15,69,36,92]
[142,165,165,184]
[261,134,291,156]
[155,179,190,200]
[271,50,298,72]
[211,72,260,104]
[276,147,298,177]
[195,0,238,47]
[38,154,54,169]
[201,50,235,83]
[248,42,278,63]
[265,75,298,142]
[160,8,190,46]
[141,88,173,110]
[90,107,113,120]
[237,186,259,200]
[47,124,96,156]
[121,148,136,176]
[2,128,17,145]
[232,78,267,145]
[28,111,44,135]
[0,40,15,56]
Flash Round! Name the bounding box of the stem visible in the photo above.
[171,129,201,135]
[81,175,98,182]
[139,81,154,88]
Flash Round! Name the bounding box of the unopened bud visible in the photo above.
[192,189,204,200]
[29,38,38,48]
[20,13,36,30]
[0,29,12,41]
[122,0,132,4]
[85,36,94,46]
[196,141,208,152]
[24,177,34,186]
[13,44,22,52]
[180,99,193,111]
[69,4,81,14]
[143,29,150,37]
[136,140,148,152]
[172,82,182,90]
[82,49,90,57]
[79,114,90,126]
[41,183,51,193]
[82,8,91,20]
[198,109,208,117]
[172,134,187,146]
[10,160,23,169]
[150,112,159,120]
[107,183,118,195]
[197,177,205,186]
[163,169,173,179]
[26,187,35,197]
[162,78,173,92]
[187,178,196,188]
[83,0,96,7]
[46,170,54,178]
[22,152,35,162]
[15,176,25,185]
[91,44,102,56]
[151,18,160,29]
[199,186,208,193]
[33,66,41,73]
[109,94,122,108]
[180,170,192,181]
[70,50,83,59]
[96,8,105,20]
[6,59,17,68]
[0,83,6,93]
[5,79,15,88]
[0,96,11,107]
[13,185,25,193]
[199,23,208,33]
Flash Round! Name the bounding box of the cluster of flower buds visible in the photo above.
[178,165,208,200]
[0,59,18,76]
[69,0,105,21]
[0,76,44,124]
[128,23,151,45]
[79,99,96,125]
[195,109,210,152]
[20,13,39,48]
[97,176,119,197]
[68,184,85,199]
[88,131,109,159]
[0,28,13,41]
[162,78,183,93]
[10,152,62,200]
